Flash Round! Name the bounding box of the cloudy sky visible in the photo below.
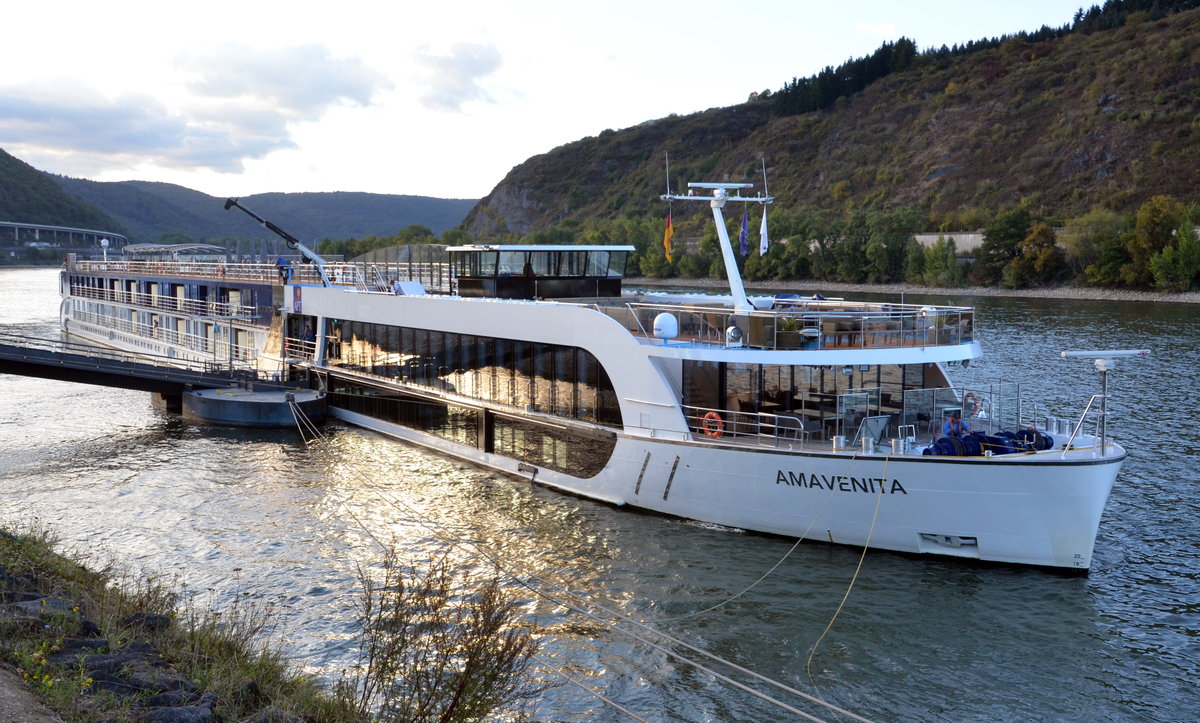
[2,0,1088,200]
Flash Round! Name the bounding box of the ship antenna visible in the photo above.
[760,155,769,197]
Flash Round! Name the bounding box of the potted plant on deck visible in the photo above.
[776,316,804,349]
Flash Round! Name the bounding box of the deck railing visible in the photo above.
[69,284,258,318]
[680,380,1095,452]
[580,300,974,351]
[71,259,454,293]
[71,310,259,364]
[681,404,820,449]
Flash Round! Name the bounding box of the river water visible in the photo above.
[1,266,1197,721]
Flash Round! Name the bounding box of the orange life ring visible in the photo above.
[702,411,724,438]
[964,392,979,416]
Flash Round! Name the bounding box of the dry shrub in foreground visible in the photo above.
[336,548,549,722]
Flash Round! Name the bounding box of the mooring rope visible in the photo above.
[805,453,891,686]
[652,446,864,624]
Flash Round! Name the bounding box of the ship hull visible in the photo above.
[334,407,1121,572]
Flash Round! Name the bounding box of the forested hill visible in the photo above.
[51,176,476,244]
[463,2,1200,239]
[0,149,125,233]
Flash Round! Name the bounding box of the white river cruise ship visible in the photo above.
[57,185,1131,572]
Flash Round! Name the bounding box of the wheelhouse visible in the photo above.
[449,244,633,300]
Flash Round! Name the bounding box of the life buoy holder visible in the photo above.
[701,411,724,438]
[964,392,980,416]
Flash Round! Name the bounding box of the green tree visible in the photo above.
[1084,234,1131,287]
[676,248,705,277]
[638,239,673,277]
[395,224,437,244]
[440,228,472,246]
[1003,222,1065,288]
[1149,220,1200,292]
[1061,208,1128,278]
[975,208,1031,285]
[157,231,196,245]
[743,245,778,281]
[1121,195,1185,288]
[520,225,575,246]
[902,237,926,283]
[764,206,826,279]
[865,207,926,283]
[864,231,888,283]
[832,210,870,283]
[922,237,962,287]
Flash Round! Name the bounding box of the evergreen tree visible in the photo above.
[902,238,926,283]
[976,208,1032,285]
[1084,235,1132,287]
[766,206,826,279]
[866,207,926,283]
[157,231,196,245]
[923,237,962,287]
[832,210,870,283]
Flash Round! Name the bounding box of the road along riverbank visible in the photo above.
[627,277,1200,304]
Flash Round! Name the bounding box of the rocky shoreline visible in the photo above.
[0,559,300,723]
[625,277,1200,304]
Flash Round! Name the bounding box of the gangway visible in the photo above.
[0,333,288,397]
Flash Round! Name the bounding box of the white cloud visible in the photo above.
[180,43,389,120]
[413,43,502,113]
[0,43,389,177]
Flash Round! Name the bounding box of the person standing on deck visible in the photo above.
[275,255,290,283]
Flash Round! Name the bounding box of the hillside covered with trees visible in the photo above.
[451,0,1200,292]
[0,150,124,233]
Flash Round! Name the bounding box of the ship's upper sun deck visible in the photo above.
[569,295,975,352]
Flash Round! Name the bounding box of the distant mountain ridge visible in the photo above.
[50,176,476,243]
[1,146,476,245]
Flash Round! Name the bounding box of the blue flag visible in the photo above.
[739,209,749,257]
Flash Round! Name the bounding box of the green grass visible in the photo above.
[0,523,364,722]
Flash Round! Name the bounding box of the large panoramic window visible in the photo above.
[337,321,622,427]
